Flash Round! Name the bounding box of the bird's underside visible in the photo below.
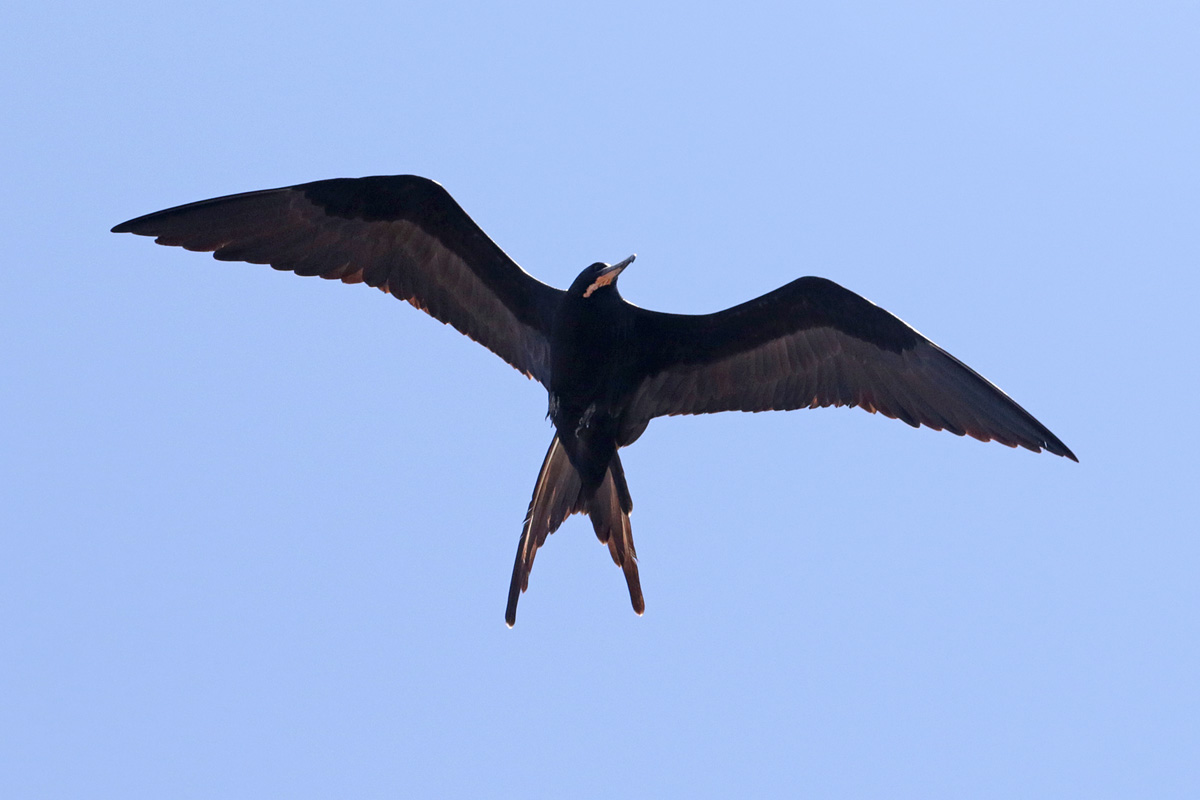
[113,174,1077,625]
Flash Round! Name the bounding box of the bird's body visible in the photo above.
[113,174,1076,625]
[550,265,644,479]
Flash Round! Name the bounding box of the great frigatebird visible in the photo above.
[112,175,1077,625]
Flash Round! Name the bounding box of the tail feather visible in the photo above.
[505,436,643,626]
[506,436,583,626]
[587,455,644,616]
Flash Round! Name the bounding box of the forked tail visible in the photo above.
[505,435,643,626]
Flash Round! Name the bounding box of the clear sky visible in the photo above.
[3,1,1197,797]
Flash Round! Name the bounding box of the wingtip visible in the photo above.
[111,216,154,235]
[1045,437,1078,463]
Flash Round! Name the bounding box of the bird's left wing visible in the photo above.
[624,277,1076,460]
[113,175,563,384]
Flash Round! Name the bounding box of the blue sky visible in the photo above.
[3,1,1197,797]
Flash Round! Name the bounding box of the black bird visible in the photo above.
[112,175,1077,625]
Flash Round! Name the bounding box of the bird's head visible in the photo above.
[568,254,635,299]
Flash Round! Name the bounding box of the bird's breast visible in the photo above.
[548,301,641,438]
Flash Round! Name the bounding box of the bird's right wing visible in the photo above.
[113,176,563,385]
[624,277,1076,460]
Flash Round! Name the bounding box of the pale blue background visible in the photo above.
[3,2,1197,797]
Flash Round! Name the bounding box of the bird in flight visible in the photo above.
[113,175,1076,625]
